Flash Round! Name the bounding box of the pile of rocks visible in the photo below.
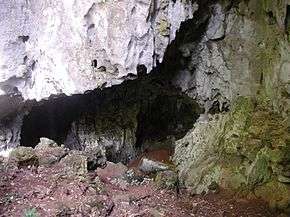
[4,138,106,177]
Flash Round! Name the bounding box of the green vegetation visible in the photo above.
[24,208,38,217]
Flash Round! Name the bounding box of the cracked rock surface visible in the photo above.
[0,0,196,101]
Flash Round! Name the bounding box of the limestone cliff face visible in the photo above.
[0,0,196,101]
[174,0,290,212]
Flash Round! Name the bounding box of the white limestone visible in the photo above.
[0,0,197,101]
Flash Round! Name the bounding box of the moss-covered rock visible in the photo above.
[254,181,290,212]
[174,95,290,212]
[8,147,38,168]
[59,152,87,177]
[155,170,178,190]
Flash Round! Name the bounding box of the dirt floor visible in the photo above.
[0,160,283,217]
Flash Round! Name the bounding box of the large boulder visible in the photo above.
[138,158,169,174]
[59,151,87,177]
[83,146,107,170]
[8,146,38,168]
[35,138,68,166]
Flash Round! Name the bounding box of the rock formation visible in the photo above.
[0,0,196,100]
[0,0,289,214]
[173,0,290,212]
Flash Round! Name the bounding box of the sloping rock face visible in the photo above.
[174,0,290,213]
[0,0,196,101]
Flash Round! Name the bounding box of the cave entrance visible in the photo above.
[18,2,210,164]
[20,74,201,164]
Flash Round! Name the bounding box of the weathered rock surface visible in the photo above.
[83,145,107,170]
[0,0,197,101]
[174,97,290,211]
[8,146,38,168]
[59,151,88,177]
[138,158,169,174]
[35,138,67,166]
[173,0,290,213]
[155,170,178,190]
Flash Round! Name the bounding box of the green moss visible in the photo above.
[24,208,38,217]
[216,95,289,192]
[221,97,254,154]
[254,181,290,211]
[246,148,272,187]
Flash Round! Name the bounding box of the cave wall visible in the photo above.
[174,0,290,212]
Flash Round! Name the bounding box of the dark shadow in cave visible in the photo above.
[285,5,290,35]
[20,74,201,151]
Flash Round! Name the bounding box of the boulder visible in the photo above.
[35,138,67,166]
[8,146,38,168]
[97,162,128,180]
[138,158,169,174]
[59,152,87,177]
[35,137,58,149]
[155,170,178,190]
[83,146,106,170]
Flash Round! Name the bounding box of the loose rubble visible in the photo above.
[0,141,283,216]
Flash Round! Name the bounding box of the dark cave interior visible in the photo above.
[20,73,201,154]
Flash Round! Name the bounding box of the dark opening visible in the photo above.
[285,5,290,35]
[265,11,276,25]
[92,59,98,68]
[18,35,30,43]
[137,64,147,77]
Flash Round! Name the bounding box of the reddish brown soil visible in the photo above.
[0,163,282,217]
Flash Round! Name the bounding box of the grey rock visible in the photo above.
[65,119,137,164]
[173,114,226,194]
[0,0,197,101]
[206,4,225,40]
[8,146,38,168]
[59,151,87,177]
[278,175,290,184]
[83,145,107,170]
[35,137,58,149]
[155,170,178,190]
[35,138,67,166]
[138,158,169,174]
[0,113,24,152]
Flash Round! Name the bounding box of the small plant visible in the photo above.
[24,208,38,217]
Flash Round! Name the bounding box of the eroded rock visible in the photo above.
[8,146,38,168]
[83,145,107,170]
[0,0,197,101]
[59,151,87,177]
[155,170,178,190]
[138,158,169,174]
[35,138,68,166]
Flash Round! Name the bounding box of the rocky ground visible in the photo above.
[0,139,285,217]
